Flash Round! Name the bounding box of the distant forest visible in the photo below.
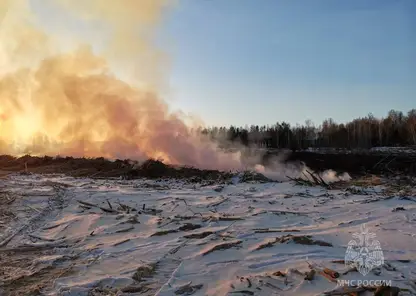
[200,109,416,150]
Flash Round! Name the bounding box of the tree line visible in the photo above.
[200,109,416,150]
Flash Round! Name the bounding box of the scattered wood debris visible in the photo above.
[114,226,134,233]
[374,285,400,296]
[229,290,254,295]
[201,240,242,256]
[323,286,366,295]
[286,235,333,247]
[304,269,315,281]
[272,271,286,277]
[151,223,202,236]
[132,263,157,282]
[253,228,301,233]
[253,238,280,251]
[217,215,245,221]
[253,235,332,251]
[324,285,402,296]
[151,229,178,237]
[240,171,273,183]
[183,231,214,239]
[287,170,331,188]
[112,238,131,246]
[306,261,339,283]
[120,284,152,294]
[178,223,202,231]
[214,186,224,192]
[77,200,117,213]
[174,282,203,295]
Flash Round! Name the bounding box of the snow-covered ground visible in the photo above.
[0,174,415,296]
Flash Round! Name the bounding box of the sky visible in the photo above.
[160,0,416,127]
[11,0,416,128]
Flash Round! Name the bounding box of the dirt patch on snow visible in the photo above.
[0,156,274,184]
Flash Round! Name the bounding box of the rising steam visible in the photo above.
[0,0,246,170]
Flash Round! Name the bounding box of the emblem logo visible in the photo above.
[345,224,384,276]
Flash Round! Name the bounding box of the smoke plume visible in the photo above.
[0,0,351,183]
[0,0,246,171]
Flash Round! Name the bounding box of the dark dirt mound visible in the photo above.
[3,148,413,182]
[0,155,131,178]
[0,155,239,181]
[124,159,234,181]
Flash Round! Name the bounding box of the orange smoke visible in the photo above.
[0,0,243,170]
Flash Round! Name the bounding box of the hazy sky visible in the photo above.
[161,0,415,127]
[24,0,416,127]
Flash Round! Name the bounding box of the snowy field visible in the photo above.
[0,173,415,296]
